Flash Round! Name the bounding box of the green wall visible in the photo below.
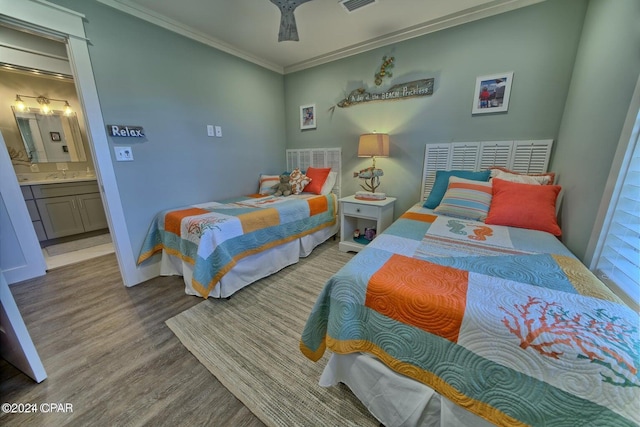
[552,0,640,261]
[51,0,286,257]
[285,0,588,216]
[47,0,640,265]
[284,0,639,261]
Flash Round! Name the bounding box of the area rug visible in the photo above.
[45,233,112,257]
[166,241,379,427]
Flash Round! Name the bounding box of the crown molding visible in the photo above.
[284,0,544,73]
[95,0,544,75]
[94,0,284,74]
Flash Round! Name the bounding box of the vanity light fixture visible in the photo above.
[14,94,74,116]
[14,95,26,112]
[37,96,51,115]
[63,101,73,116]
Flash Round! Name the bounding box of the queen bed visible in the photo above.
[300,141,639,427]
[137,148,341,298]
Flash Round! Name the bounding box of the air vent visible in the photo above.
[340,0,377,13]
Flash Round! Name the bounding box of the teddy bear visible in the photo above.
[272,174,292,197]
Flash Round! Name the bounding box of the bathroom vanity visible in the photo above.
[19,175,107,242]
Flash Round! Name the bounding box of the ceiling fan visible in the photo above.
[269,0,313,42]
[269,0,376,42]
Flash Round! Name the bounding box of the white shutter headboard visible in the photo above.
[421,139,553,201]
[286,147,342,199]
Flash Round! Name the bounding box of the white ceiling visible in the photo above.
[96,0,542,74]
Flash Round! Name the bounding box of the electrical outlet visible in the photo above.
[114,146,134,161]
[207,125,214,137]
[215,126,222,137]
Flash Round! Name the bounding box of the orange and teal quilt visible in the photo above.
[137,194,336,298]
[300,205,639,426]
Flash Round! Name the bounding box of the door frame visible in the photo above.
[0,132,46,283]
[1,0,142,286]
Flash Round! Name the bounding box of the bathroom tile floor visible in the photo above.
[42,236,115,270]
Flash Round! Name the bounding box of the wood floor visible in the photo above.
[0,253,265,427]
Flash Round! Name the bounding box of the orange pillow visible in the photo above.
[485,178,562,236]
[303,167,331,194]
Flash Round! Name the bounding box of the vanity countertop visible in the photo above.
[17,173,97,186]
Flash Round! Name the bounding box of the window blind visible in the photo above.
[594,136,639,304]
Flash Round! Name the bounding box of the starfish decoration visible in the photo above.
[269,0,314,41]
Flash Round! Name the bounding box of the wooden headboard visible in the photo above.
[421,139,553,201]
[286,147,342,199]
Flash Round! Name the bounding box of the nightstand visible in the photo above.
[339,195,396,253]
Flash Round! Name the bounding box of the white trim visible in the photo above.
[0,0,86,40]
[0,133,47,284]
[93,0,543,75]
[0,45,72,75]
[585,73,640,268]
[65,37,146,287]
[284,0,545,73]
[1,272,47,382]
[1,0,143,287]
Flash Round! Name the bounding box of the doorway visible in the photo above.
[0,61,113,269]
[1,4,136,286]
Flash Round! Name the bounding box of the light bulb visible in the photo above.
[63,102,73,116]
[14,96,26,112]
[41,104,51,114]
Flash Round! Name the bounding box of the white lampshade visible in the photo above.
[358,133,389,158]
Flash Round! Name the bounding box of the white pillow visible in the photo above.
[320,171,337,195]
[289,168,311,195]
[490,169,553,185]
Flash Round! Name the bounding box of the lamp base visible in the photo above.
[355,191,386,201]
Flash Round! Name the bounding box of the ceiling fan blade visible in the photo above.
[269,0,314,42]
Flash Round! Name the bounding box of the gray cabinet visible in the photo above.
[23,181,108,241]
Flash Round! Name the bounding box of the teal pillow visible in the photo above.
[423,170,491,209]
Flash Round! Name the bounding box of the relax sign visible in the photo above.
[107,125,145,137]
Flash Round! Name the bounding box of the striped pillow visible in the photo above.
[258,174,281,195]
[433,176,493,221]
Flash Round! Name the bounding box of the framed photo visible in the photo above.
[50,131,61,141]
[472,72,513,114]
[300,104,316,130]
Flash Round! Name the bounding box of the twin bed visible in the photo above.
[301,141,639,427]
[137,141,637,426]
[137,147,341,298]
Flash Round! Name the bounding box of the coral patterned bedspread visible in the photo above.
[137,193,336,298]
[300,205,639,426]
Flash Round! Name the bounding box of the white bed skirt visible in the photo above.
[160,223,338,298]
[320,353,495,427]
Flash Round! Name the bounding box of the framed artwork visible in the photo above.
[50,131,61,141]
[300,104,316,130]
[472,72,513,114]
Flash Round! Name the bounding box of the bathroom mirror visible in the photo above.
[12,106,87,163]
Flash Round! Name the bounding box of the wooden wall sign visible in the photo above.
[337,78,434,108]
[107,124,145,137]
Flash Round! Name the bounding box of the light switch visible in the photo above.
[207,125,214,137]
[114,146,134,161]
[215,126,222,137]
